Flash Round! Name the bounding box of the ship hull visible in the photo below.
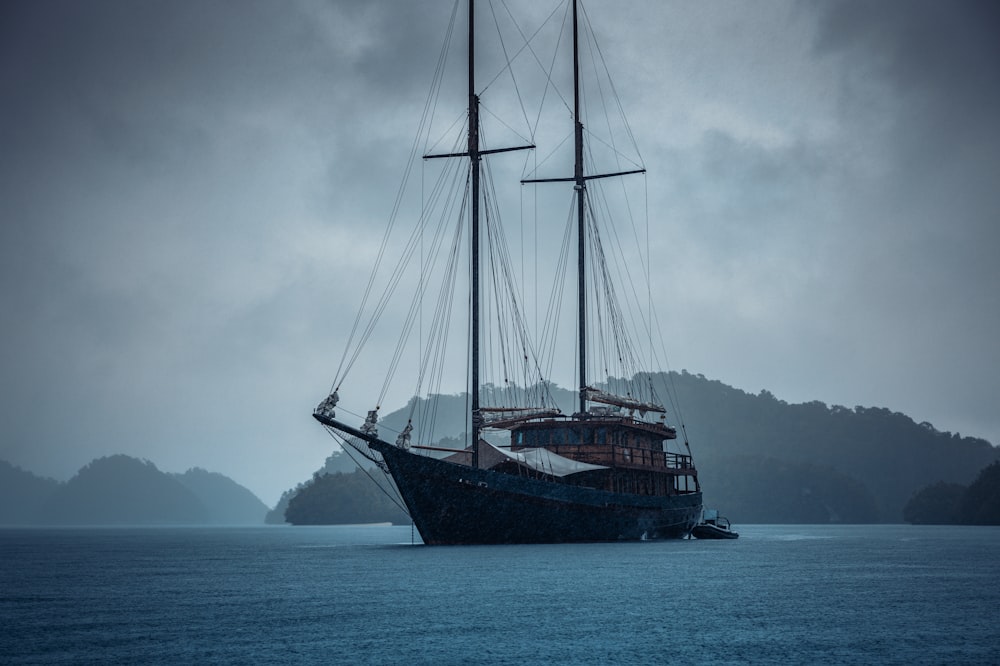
[370,439,702,545]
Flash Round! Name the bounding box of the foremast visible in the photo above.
[424,0,532,468]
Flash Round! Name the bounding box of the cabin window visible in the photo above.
[595,428,606,445]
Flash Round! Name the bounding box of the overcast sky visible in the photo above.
[2,0,998,505]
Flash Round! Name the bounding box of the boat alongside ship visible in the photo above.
[313,0,712,544]
[692,509,740,540]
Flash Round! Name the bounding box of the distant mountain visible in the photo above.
[0,461,60,525]
[173,468,269,524]
[652,371,998,521]
[40,455,207,525]
[321,372,998,524]
[2,455,268,525]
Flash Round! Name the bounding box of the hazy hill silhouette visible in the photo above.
[174,467,269,524]
[40,455,207,525]
[2,455,268,525]
[0,461,60,524]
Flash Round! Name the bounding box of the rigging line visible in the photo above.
[485,172,517,402]
[529,0,573,138]
[482,163,506,391]
[484,0,561,97]
[498,0,573,134]
[333,2,460,391]
[482,0,532,140]
[420,153,425,393]
[582,126,644,169]
[585,133,646,309]
[412,168,468,398]
[584,16,619,171]
[587,208,626,386]
[487,193,528,403]
[480,146,552,406]
[586,192,648,398]
[581,1,644,164]
[578,4,648,371]
[645,173,651,371]
[538,198,575,382]
[424,218,462,444]
[520,128,574,180]
[422,0,462,154]
[519,157,525,338]
[345,142,462,391]
[326,430,410,516]
[390,156,468,408]
[424,110,470,157]
[588,175,652,379]
[574,25,645,184]
[479,103,533,145]
[415,184,466,444]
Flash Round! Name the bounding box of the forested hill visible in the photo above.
[654,371,997,522]
[0,456,268,525]
[367,372,997,523]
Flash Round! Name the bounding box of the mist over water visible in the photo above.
[2,525,998,664]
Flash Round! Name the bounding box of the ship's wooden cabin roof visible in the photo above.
[509,416,677,451]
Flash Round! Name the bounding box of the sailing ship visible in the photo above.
[313,0,703,544]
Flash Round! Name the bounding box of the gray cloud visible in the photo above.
[1,0,997,503]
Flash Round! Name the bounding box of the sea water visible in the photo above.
[2,524,998,664]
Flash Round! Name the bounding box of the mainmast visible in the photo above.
[469,0,482,469]
[522,0,646,416]
[572,0,586,416]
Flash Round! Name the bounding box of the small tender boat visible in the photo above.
[692,509,739,539]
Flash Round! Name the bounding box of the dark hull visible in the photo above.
[369,438,702,545]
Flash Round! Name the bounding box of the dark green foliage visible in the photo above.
[646,371,998,522]
[284,469,409,525]
[958,461,1000,525]
[701,455,880,523]
[904,462,1000,525]
[266,449,361,523]
[902,482,966,524]
[0,461,59,524]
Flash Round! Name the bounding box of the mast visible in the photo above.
[573,0,586,416]
[521,0,646,416]
[423,1,532,466]
[469,0,481,468]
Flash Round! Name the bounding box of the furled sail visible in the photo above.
[583,386,666,416]
[480,407,562,428]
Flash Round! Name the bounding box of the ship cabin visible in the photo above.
[505,416,699,497]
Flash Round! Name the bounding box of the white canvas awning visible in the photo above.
[483,442,607,477]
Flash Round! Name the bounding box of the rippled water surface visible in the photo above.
[2,524,998,664]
